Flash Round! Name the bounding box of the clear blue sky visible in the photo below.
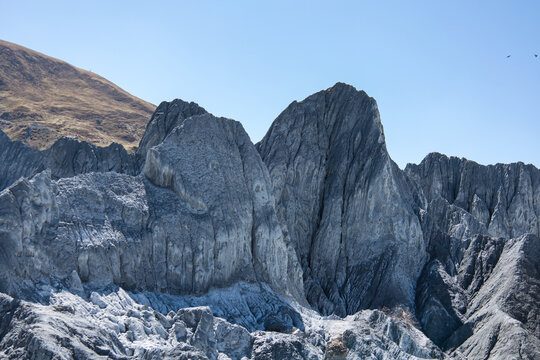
[2,1,539,168]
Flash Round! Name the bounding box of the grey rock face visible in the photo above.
[0,128,140,191]
[257,83,426,316]
[0,112,303,303]
[46,136,140,179]
[337,310,443,360]
[414,230,540,358]
[142,112,303,300]
[0,129,43,190]
[406,153,540,357]
[0,285,442,360]
[405,152,540,239]
[1,86,539,359]
[137,99,207,158]
[454,233,540,358]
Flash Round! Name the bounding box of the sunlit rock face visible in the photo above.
[137,99,208,158]
[405,152,540,239]
[0,84,539,359]
[257,83,426,316]
[0,285,446,360]
[0,108,303,303]
[141,112,303,300]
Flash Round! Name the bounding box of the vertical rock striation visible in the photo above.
[257,83,426,316]
[405,153,540,354]
[405,152,540,239]
[0,85,539,359]
[0,104,304,304]
[0,128,139,192]
[141,112,304,300]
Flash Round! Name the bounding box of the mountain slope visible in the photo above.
[405,153,540,355]
[0,96,443,359]
[0,83,538,359]
[0,40,155,152]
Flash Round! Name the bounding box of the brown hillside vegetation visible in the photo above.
[0,40,155,152]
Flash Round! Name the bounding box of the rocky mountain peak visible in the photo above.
[257,83,425,316]
[0,68,538,358]
[137,99,208,157]
[267,82,385,147]
[325,81,369,96]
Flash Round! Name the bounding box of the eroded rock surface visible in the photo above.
[0,128,140,191]
[257,83,426,316]
[406,153,540,357]
[137,99,208,158]
[405,152,540,239]
[0,112,302,303]
[0,86,539,359]
[0,284,443,360]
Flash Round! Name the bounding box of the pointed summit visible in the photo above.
[137,99,207,157]
[257,84,425,316]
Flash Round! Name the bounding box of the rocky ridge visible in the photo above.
[0,129,139,191]
[0,105,302,302]
[0,83,538,359]
[406,153,540,357]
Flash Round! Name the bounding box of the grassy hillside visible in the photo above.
[0,40,155,152]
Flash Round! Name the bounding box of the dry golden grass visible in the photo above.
[325,335,348,359]
[0,40,155,152]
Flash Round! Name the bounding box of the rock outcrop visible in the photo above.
[405,152,540,239]
[0,128,140,191]
[0,129,43,190]
[0,84,539,359]
[0,110,303,303]
[257,83,426,316]
[0,98,211,192]
[0,284,443,360]
[137,99,208,158]
[403,153,540,357]
[142,112,303,300]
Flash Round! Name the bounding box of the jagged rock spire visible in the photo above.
[257,83,426,315]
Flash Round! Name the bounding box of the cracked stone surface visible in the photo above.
[0,128,140,191]
[257,83,426,316]
[0,84,539,359]
[0,112,303,303]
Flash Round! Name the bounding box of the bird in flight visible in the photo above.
[506,55,511,58]
[535,54,538,58]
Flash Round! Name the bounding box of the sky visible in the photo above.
[2,1,539,168]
